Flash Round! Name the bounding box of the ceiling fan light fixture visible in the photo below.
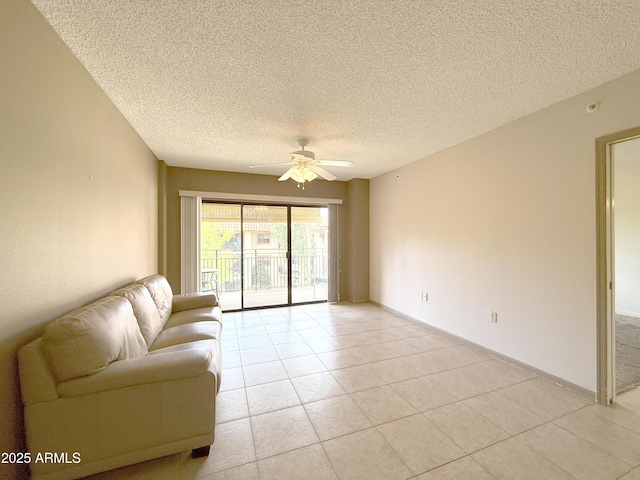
[302,165,317,180]
[289,163,317,188]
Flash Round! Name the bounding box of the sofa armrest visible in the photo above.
[57,349,214,397]
[19,338,60,405]
[172,292,219,312]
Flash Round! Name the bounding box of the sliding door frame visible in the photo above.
[201,198,333,312]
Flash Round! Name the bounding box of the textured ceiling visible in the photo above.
[30,0,640,181]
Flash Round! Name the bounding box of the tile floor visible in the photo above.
[87,302,640,480]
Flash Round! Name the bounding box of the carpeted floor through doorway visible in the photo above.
[616,314,640,394]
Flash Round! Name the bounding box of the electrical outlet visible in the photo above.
[490,311,498,323]
[421,292,428,301]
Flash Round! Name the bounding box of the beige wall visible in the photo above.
[343,179,370,303]
[370,69,640,393]
[160,165,369,303]
[0,1,158,477]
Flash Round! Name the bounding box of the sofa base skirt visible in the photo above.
[30,434,214,480]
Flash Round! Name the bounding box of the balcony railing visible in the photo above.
[201,249,328,293]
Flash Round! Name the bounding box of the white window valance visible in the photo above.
[179,190,342,205]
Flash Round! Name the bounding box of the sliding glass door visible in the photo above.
[201,203,242,310]
[201,202,328,311]
[291,206,328,304]
[242,205,289,308]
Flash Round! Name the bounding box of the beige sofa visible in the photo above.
[18,275,222,480]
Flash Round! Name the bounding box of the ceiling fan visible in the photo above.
[250,139,354,189]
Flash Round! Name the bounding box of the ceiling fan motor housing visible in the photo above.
[291,138,316,161]
[291,149,316,161]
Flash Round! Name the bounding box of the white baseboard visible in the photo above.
[339,296,370,304]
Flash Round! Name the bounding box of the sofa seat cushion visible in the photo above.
[165,306,223,329]
[111,284,165,347]
[149,340,222,392]
[57,348,214,398]
[148,338,218,355]
[149,322,222,351]
[41,296,148,382]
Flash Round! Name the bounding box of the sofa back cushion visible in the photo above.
[136,275,173,324]
[41,296,148,382]
[111,284,164,347]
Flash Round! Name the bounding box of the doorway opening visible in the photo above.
[596,126,640,404]
[201,202,329,311]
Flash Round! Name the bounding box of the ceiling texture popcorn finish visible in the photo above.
[30,1,640,181]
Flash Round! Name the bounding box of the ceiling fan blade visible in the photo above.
[317,160,355,167]
[250,162,294,168]
[278,166,297,181]
[312,165,337,181]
